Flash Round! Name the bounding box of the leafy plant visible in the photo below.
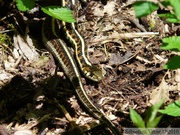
[134,0,180,70]
[130,100,180,135]
[134,1,159,18]
[159,100,180,117]
[130,100,164,135]
[16,0,35,12]
[132,1,180,134]
[15,0,75,23]
[41,6,75,23]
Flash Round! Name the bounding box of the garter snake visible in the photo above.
[60,0,103,82]
[42,1,121,135]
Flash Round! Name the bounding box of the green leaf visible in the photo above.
[163,56,180,70]
[16,0,35,11]
[134,1,159,18]
[130,108,145,128]
[158,13,172,19]
[159,101,180,116]
[169,0,180,21]
[138,128,151,135]
[161,0,171,7]
[158,0,180,23]
[158,13,179,23]
[166,18,180,23]
[146,115,163,128]
[41,6,75,23]
[145,100,163,126]
[161,36,180,51]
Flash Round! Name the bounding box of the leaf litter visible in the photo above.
[0,0,180,134]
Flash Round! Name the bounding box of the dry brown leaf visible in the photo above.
[13,33,39,61]
[93,4,104,17]
[103,1,116,16]
[150,78,170,105]
[14,130,32,135]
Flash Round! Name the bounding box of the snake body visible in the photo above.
[42,1,121,134]
[61,0,103,82]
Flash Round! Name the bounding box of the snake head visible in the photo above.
[83,66,103,82]
[91,66,103,81]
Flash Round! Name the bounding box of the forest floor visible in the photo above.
[0,0,179,135]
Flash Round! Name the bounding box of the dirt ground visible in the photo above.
[0,0,180,134]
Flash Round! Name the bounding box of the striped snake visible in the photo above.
[42,0,121,134]
[61,0,103,82]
